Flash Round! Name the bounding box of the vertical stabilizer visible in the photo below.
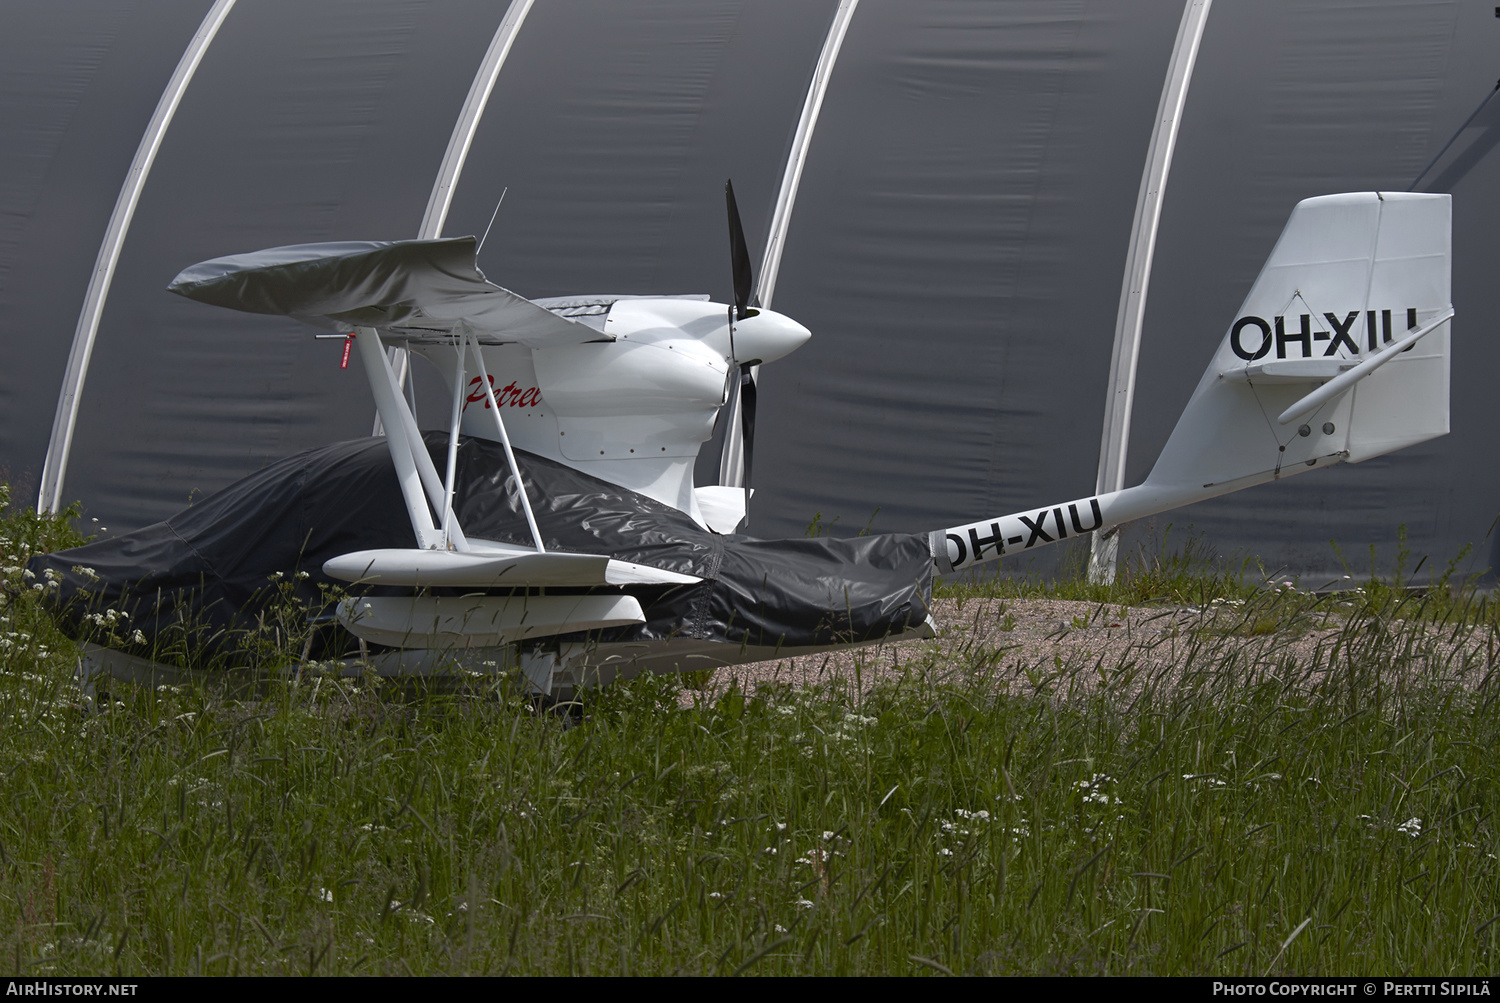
[1145,191,1451,492]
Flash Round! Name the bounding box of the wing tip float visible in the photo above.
[322,547,701,589]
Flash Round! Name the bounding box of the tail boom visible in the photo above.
[930,457,1343,575]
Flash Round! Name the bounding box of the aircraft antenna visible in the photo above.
[477,186,509,256]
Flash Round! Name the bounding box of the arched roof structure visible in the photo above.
[2,0,1495,580]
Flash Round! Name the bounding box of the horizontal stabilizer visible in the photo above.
[323,546,701,588]
[168,238,599,347]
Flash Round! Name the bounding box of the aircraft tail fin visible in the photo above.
[933,192,1452,575]
[1145,191,1451,494]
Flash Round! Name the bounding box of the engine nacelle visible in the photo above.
[417,296,810,520]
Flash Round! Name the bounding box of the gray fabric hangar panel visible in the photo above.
[0,1,212,506]
[0,0,1495,585]
[1125,0,1497,584]
[755,0,1182,554]
[34,1,507,531]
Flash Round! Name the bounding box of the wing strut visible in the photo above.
[464,333,546,553]
[354,326,542,554]
[441,339,466,549]
[355,328,447,550]
[373,335,470,551]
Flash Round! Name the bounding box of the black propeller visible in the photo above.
[725,179,755,320]
[737,367,757,487]
[718,180,760,524]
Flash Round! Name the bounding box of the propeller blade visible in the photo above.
[739,366,757,490]
[717,364,745,486]
[719,181,760,529]
[713,365,757,530]
[725,179,754,319]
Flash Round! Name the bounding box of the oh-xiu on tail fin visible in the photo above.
[935,191,1453,575]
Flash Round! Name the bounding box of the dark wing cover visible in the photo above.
[167,237,600,346]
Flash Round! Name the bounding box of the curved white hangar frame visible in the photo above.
[419,0,535,244]
[37,0,240,515]
[377,0,537,433]
[1086,0,1213,583]
[718,0,861,491]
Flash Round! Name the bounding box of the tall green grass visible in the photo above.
[939,522,1498,629]
[936,526,1261,609]
[2,492,1499,975]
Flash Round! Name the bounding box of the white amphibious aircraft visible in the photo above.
[60,187,1451,695]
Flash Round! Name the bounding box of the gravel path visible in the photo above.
[687,595,1498,704]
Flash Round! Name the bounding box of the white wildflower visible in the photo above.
[1397,817,1422,838]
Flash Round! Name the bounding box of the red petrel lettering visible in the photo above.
[464,376,542,411]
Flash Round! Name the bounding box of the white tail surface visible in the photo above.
[934,192,1452,574]
[1147,191,1450,491]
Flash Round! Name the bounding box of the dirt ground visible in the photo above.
[688,595,1498,703]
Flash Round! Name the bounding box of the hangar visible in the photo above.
[2,0,1494,581]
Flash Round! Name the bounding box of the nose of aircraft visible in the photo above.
[731,308,811,365]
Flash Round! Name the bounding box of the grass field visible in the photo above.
[2,490,1498,976]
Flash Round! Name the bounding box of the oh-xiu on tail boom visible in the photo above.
[29,191,1451,697]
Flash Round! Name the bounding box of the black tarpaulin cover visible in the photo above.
[27,433,933,663]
